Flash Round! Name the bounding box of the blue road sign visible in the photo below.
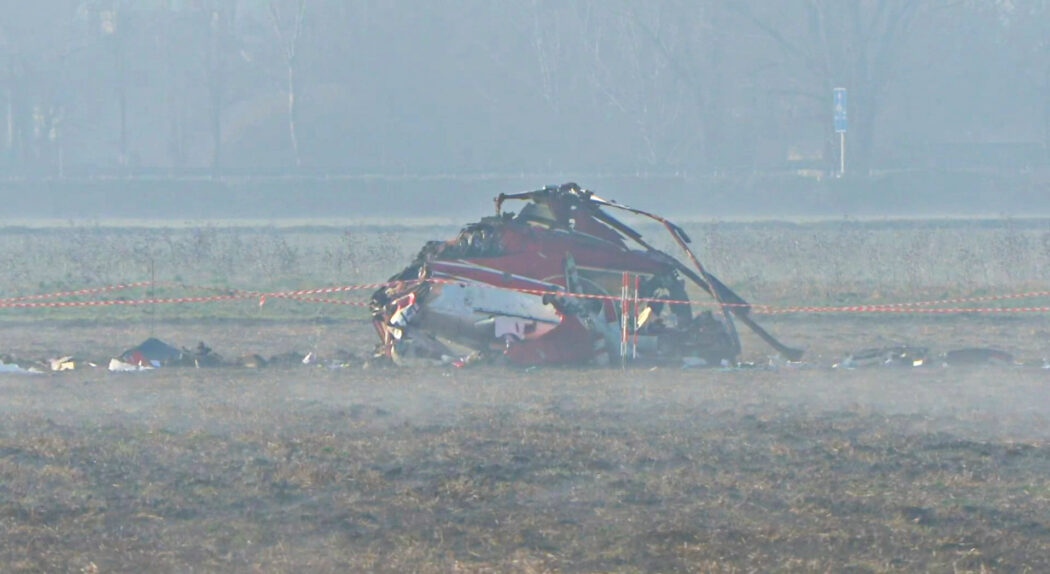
[833,87,847,133]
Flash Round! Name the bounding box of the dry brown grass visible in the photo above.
[0,221,1049,572]
[1,363,1050,572]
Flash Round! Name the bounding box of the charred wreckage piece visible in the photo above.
[370,183,803,367]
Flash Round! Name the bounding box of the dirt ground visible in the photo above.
[0,314,1049,573]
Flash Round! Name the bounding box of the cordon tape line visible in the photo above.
[427,277,1050,309]
[0,281,251,303]
[422,277,740,308]
[424,277,1050,314]
[266,280,421,297]
[0,283,385,310]
[828,290,1050,309]
[255,293,370,307]
[0,292,371,310]
[0,280,164,303]
[752,305,1050,315]
[0,294,250,309]
[1,277,1047,314]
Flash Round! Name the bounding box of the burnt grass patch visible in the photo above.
[0,367,1049,572]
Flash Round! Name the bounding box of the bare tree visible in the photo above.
[0,27,14,162]
[1,53,28,169]
[162,9,189,170]
[582,2,706,168]
[97,3,132,168]
[574,1,742,171]
[728,0,921,174]
[204,1,238,174]
[1002,0,1050,160]
[530,0,566,113]
[268,0,307,168]
[0,3,83,175]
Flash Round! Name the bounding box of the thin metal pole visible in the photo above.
[840,132,846,175]
[632,275,639,360]
[149,257,156,336]
[620,272,628,370]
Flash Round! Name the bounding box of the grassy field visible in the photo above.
[0,219,1049,572]
[0,218,1047,315]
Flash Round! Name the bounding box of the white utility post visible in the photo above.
[834,87,847,176]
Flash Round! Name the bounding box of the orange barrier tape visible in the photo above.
[423,277,728,307]
[0,277,1046,314]
[254,293,370,307]
[0,280,164,303]
[0,293,249,309]
[423,277,1050,315]
[0,292,367,309]
[835,290,1050,309]
[751,304,1050,315]
[265,280,420,297]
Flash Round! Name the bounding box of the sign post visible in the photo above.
[833,87,847,176]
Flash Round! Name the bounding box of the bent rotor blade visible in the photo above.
[588,193,692,242]
[587,190,803,360]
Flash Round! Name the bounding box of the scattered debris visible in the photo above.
[186,342,223,367]
[370,183,803,367]
[0,359,43,374]
[236,353,268,368]
[324,350,360,369]
[267,351,307,366]
[0,339,1041,374]
[108,357,154,372]
[49,356,79,372]
[940,347,1015,367]
[117,338,222,368]
[120,337,183,367]
[681,357,708,369]
[831,345,1030,369]
[834,346,929,369]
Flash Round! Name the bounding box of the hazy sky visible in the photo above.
[1,0,1047,176]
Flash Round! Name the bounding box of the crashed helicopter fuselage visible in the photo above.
[370,183,802,366]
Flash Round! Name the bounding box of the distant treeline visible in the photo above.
[0,1,1047,178]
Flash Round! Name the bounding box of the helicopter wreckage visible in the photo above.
[370,183,803,367]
